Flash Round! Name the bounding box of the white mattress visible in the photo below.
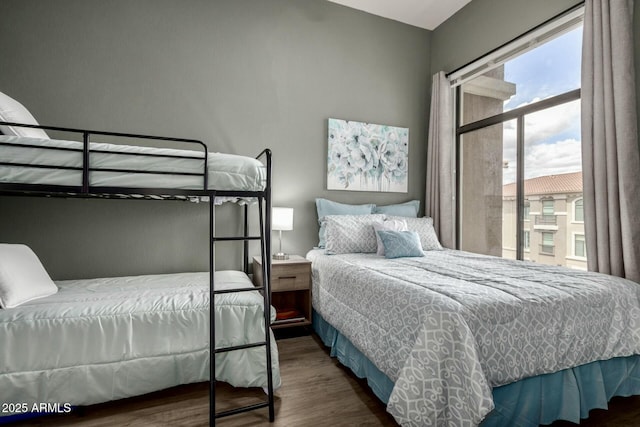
[0,270,280,415]
[0,135,266,192]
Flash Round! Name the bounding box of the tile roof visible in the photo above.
[503,171,583,197]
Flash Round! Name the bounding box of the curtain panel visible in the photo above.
[425,71,455,249]
[581,0,640,282]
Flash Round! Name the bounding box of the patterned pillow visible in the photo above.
[376,230,425,259]
[372,219,408,256]
[324,214,385,255]
[386,216,443,250]
[316,198,375,248]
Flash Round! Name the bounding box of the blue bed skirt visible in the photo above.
[313,310,640,426]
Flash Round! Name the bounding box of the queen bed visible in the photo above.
[308,209,640,426]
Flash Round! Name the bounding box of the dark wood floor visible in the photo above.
[9,333,640,426]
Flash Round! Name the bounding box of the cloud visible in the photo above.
[497,98,581,184]
[502,138,582,184]
[503,99,580,147]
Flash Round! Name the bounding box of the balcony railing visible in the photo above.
[535,214,557,225]
[539,244,555,255]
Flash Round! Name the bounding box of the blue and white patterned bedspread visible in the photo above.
[307,249,640,426]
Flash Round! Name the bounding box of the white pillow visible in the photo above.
[0,91,50,139]
[0,244,58,308]
[324,214,385,255]
[387,216,443,250]
[372,219,408,256]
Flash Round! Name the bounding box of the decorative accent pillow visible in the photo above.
[0,91,50,139]
[324,214,385,255]
[315,198,375,248]
[372,219,408,256]
[374,200,420,217]
[376,230,425,259]
[387,216,443,251]
[0,244,58,308]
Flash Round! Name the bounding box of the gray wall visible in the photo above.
[0,0,431,279]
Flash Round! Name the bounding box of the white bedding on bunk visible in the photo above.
[0,270,280,415]
[307,249,640,427]
[0,135,266,192]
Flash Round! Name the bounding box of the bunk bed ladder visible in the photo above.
[209,185,275,423]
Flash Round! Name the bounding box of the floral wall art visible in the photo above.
[327,118,409,192]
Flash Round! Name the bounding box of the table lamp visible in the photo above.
[272,207,293,260]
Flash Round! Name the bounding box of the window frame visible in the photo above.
[452,6,584,261]
[455,88,580,258]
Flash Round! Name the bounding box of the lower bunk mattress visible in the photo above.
[307,248,640,426]
[0,270,280,416]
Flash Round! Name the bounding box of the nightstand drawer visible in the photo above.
[272,264,310,291]
[252,255,312,330]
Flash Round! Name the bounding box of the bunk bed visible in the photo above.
[0,105,278,425]
[308,210,640,427]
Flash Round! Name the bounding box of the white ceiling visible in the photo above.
[327,0,472,30]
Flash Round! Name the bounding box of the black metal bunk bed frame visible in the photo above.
[0,121,276,425]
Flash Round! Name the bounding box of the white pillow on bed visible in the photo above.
[0,244,58,309]
[387,216,443,251]
[324,214,385,254]
[0,91,50,139]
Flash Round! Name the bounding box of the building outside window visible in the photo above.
[502,172,586,269]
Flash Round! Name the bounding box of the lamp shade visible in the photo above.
[272,207,294,231]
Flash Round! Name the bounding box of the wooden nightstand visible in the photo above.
[253,255,312,329]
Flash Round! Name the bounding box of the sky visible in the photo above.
[499,26,582,185]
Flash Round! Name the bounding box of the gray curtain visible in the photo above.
[581,0,640,282]
[425,71,455,248]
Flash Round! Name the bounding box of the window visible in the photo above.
[541,232,555,255]
[537,199,557,225]
[574,234,586,258]
[455,9,585,268]
[574,198,584,222]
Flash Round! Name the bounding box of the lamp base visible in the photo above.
[273,252,289,260]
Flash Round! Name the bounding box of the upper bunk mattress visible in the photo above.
[0,270,280,414]
[0,135,266,192]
